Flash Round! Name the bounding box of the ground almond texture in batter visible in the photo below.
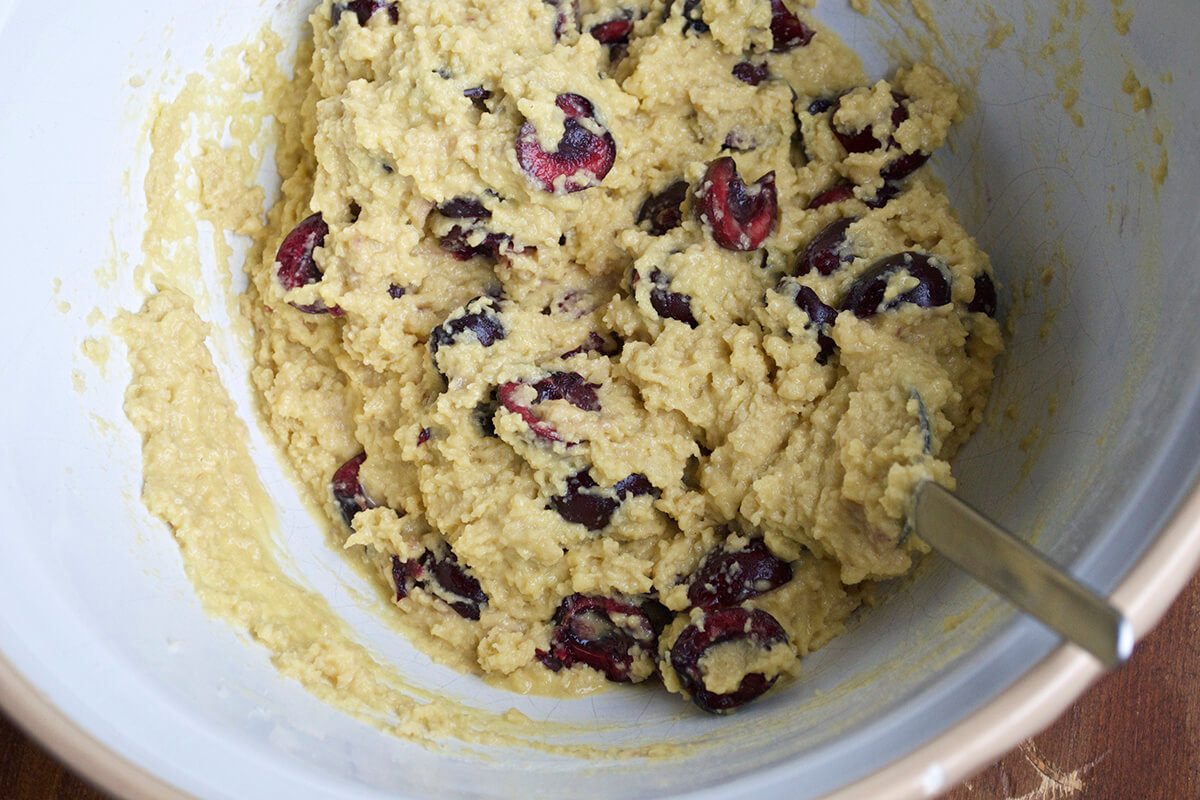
[247,0,1003,713]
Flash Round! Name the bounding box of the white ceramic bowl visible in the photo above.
[2,1,1197,798]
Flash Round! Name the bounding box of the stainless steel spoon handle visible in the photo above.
[912,481,1133,669]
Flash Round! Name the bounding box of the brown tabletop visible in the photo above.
[3,571,1197,800]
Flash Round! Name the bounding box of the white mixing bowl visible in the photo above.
[1,1,1197,798]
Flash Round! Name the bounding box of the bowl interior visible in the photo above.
[1,1,1197,798]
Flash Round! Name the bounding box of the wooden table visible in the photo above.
[3,572,1198,800]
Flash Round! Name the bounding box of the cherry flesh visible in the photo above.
[551,470,657,531]
[687,538,792,611]
[275,213,342,315]
[841,251,951,318]
[695,157,777,252]
[637,180,688,236]
[517,94,616,193]
[538,594,661,681]
[770,0,814,52]
[795,216,856,277]
[670,607,790,713]
[392,548,488,620]
[331,453,377,528]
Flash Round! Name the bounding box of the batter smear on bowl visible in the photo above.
[248,0,1003,713]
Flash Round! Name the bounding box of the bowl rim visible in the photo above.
[2,482,1197,800]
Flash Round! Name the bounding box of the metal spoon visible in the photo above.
[911,481,1133,668]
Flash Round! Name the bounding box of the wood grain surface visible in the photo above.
[2,571,1197,800]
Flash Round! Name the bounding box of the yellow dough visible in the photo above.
[244,0,1003,711]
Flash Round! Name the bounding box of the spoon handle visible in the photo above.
[911,482,1133,669]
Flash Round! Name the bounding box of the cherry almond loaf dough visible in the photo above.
[248,0,1003,713]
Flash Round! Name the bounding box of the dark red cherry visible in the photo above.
[795,216,856,277]
[732,62,770,86]
[516,94,616,193]
[794,285,838,364]
[841,251,951,318]
[331,0,398,26]
[551,470,657,531]
[613,473,657,499]
[533,371,600,411]
[637,180,688,236]
[462,87,492,111]
[695,157,777,251]
[807,184,856,209]
[670,607,790,713]
[429,296,506,361]
[807,95,838,114]
[498,382,567,443]
[497,371,600,444]
[551,471,618,530]
[830,92,908,154]
[646,268,698,328]
[275,213,343,315]
[808,179,904,211]
[438,197,490,219]
[331,453,376,528]
[538,594,661,681]
[881,149,929,181]
[769,0,814,52]
[391,548,488,620]
[968,272,998,316]
[678,0,710,35]
[687,538,792,611]
[438,226,519,261]
[590,13,633,45]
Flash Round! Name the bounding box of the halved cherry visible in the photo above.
[645,268,698,328]
[391,547,488,620]
[275,212,342,315]
[831,91,908,154]
[429,296,506,360]
[770,0,814,52]
[537,594,663,682]
[551,470,657,531]
[695,157,777,252]
[516,93,616,193]
[498,382,567,443]
[670,607,790,713]
[687,538,792,611]
[331,0,398,26]
[590,11,635,60]
[732,61,770,86]
[533,371,600,410]
[331,453,376,528]
[841,251,951,318]
[807,184,855,209]
[636,180,688,236]
[497,371,599,445]
[795,216,856,277]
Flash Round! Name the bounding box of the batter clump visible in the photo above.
[247,0,1002,712]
